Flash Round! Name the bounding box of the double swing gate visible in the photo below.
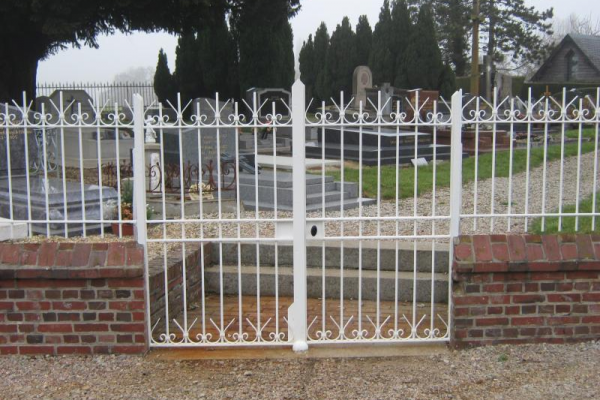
[142,81,461,349]
[2,82,598,349]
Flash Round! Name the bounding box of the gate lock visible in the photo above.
[274,221,325,241]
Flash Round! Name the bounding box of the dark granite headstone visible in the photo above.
[161,98,237,190]
[246,88,291,119]
[163,98,236,164]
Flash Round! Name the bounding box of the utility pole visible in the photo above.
[470,0,480,96]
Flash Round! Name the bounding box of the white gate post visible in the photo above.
[132,94,148,246]
[449,90,463,238]
[289,80,308,352]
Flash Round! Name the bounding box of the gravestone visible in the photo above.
[352,66,373,109]
[0,177,119,237]
[305,126,454,166]
[0,105,37,178]
[37,90,96,124]
[36,91,134,168]
[495,73,513,99]
[162,98,237,191]
[246,88,291,120]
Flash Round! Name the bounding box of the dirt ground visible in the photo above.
[0,342,598,400]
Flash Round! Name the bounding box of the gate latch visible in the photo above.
[274,221,325,241]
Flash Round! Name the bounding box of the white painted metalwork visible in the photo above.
[0,92,136,239]
[1,84,599,350]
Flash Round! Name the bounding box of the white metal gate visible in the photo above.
[1,84,597,350]
[138,81,462,349]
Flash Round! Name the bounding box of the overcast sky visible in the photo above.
[38,0,600,83]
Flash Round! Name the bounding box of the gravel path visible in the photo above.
[147,151,599,247]
[0,342,598,399]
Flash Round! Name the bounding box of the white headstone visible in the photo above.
[353,66,373,109]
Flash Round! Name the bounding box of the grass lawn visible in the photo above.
[329,128,598,200]
[531,191,600,234]
[565,127,598,140]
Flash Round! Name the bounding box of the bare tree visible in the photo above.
[552,14,600,42]
[113,66,155,83]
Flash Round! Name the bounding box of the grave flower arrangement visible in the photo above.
[189,182,213,201]
[112,180,153,236]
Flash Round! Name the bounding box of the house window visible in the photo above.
[566,50,579,82]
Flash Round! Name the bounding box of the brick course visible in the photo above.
[0,242,147,355]
[452,234,600,347]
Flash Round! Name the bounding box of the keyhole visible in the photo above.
[311,226,318,237]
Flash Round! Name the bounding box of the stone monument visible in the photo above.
[162,98,237,192]
[0,105,37,178]
[352,66,373,109]
[245,88,291,119]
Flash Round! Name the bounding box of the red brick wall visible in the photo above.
[452,234,600,347]
[0,242,147,355]
[148,243,210,328]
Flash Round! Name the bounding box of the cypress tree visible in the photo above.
[325,17,357,98]
[438,62,456,98]
[391,0,412,88]
[278,21,296,89]
[369,0,394,85]
[355,15,373,67]
[313,22,331,102]
[196,11,239,99]
[233,0,295,94]
[403,5,443,90]
[153,49,176,104]
[175,32,202,105]
[299,34,316,100]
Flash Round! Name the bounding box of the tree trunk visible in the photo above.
[487,0,496,59]
[0,46,41,104]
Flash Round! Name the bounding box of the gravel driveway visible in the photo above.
[0,342,598,400]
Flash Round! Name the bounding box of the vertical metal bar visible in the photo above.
[430,99,439,336]
[233,101,242,342]
[114,102,123,238]
[507,98,515,232]
[4,103,14,239]
[177,94,189,340]
[358,99,364,339]
[592,89,599,231]
[58,92,68,237]
[394,100,401,336]
[558,89,567,231]
[449,91,464,238]
[40,102,51,237]
[575,99,583,231]
[157,102,170,342]
[290,80,308,351]
[448,90,463,337]
[321,98,327,338]
[490,89,497,232]
[339,93,346,339]
[472,97,480,231]
[77,103,87,237]
[541,96,549,232]
[132,94,148,246]
[376,91,382,335]
[272,99,280,341]
[412,91,419,336]
[524,88,532,231]
[22,93,33,238]
[252,92,261,341]
[133,94,151,345]
[95,96,104,237]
